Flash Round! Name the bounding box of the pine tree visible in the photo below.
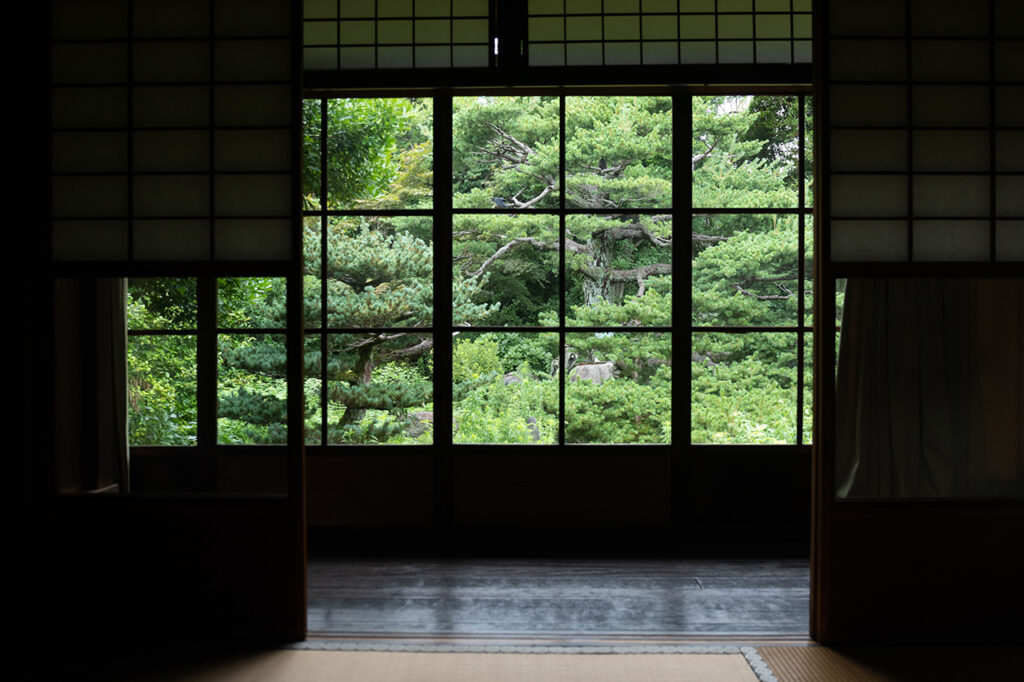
[218,99,495,443]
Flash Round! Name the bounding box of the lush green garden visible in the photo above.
[128,94,824,446]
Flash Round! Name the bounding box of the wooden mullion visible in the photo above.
[434,93,455,534]
[197,275,218,489]
[320,98,329,447]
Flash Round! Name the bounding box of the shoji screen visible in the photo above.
[528,0,812,67]
[826,0,1024,263]
[51,0,299,263]
[303,0,491,70]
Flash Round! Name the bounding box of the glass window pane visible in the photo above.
[453,96,560,210]
[691,214,799,327]
[218,333,288,444]
[218,278,287,329]
[566,214,672,327]
[452,214,559,327]
[325,98,433,210]
[304,335,323,446]
[326,215,433,328]
[128,334,197,446]
[803,216,814,326]
[565,332,672,444]
[128,277,197,330]
[802,334,812,444]
[326,333,434,444]
[453,332,559,444]
[693,95,800,209]
[691,332,797,444]
[803,95,813,207]
[566,96,673,210]
[304,216,323,327]
[303,100,322,209]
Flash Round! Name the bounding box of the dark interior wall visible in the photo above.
[450,452,673,527]
[35,497,305,649]
[307,453,435,527]
[40,0,307,652]
[302,448,810,556]
[823,503,1024,643]
[816,0,1024,643]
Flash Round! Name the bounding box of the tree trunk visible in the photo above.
[582,236,625,306]
[338,346,375,427]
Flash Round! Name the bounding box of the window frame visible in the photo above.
[298,85,814,457]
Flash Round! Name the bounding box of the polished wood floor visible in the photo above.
[307,558,809,637]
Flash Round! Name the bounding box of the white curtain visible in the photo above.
[53,277,129,494]
[836,278,1023,498]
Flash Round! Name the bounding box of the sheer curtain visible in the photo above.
[53,277,129,494]
[836,278,1023,498]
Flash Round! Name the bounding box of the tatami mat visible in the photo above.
[758,645,1024,682]
[125,650,761,682]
